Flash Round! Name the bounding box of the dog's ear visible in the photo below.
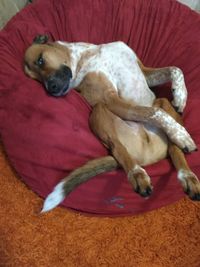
[33,34,49,44]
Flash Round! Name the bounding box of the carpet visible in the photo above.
[0,143,200,267]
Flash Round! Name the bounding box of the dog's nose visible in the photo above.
[47,80,60,95]
[45,65,72,96]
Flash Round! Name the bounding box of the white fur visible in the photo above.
[57,41,196,151]
[151,109,196,152]
[59,41,155,107]
[41,181,65,213]
[178,169,197,182]
[143,66,187,113]
[170,67,187,113]
[128,165,151,182]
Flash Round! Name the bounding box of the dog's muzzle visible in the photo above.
[45,65,72,96]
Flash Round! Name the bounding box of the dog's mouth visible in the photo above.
[45,65,72,97]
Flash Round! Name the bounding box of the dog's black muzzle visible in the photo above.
[45,65,72,96]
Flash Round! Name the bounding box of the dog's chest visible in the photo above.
[69,42,155,107]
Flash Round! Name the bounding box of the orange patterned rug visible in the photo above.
[0,143,200,267]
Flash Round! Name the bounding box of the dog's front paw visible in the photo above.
[170,67,187,113]
[178,169,200,201]
[171,125,197,153]
[128,166,153,198]
[171,89,187,114]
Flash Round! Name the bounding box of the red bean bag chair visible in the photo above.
[0,0,200,216]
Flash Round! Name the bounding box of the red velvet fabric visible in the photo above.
[0,0,200,216]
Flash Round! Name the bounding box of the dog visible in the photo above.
[24,35,200,212]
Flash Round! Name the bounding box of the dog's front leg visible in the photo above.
[138,62,187,113]
[104,93,196,153]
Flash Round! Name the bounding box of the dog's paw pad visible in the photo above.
[138,186,153,198]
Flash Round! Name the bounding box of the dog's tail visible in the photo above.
[41,156,118,213]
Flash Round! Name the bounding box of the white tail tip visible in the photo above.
[41,181,65,213]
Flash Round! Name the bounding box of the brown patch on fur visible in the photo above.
[154,98,186,169]
[77,72,117,106]
[24,43,71,80]
[76,48,100,75]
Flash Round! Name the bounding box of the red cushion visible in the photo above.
[0,0,200,216]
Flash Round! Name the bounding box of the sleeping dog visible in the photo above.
[24,35,200,212]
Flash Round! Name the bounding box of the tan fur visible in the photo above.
[24,43,71,81]
[84,73,168,167]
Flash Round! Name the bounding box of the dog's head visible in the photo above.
[24,35,73,96]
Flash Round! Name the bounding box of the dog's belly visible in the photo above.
[116,120,168,166]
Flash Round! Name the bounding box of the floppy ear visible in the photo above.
[33,34,49,44]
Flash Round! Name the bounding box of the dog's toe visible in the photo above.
[138,186,153,198]
[178,170,200,201]
[128,166,153,198]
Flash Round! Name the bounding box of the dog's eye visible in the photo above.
[36,55,45,67]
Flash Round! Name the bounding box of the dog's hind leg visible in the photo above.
[90,102,153,197]
[138,61,187,113]
[153,98,200,201]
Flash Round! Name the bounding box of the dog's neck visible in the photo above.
[57,41,98,87]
